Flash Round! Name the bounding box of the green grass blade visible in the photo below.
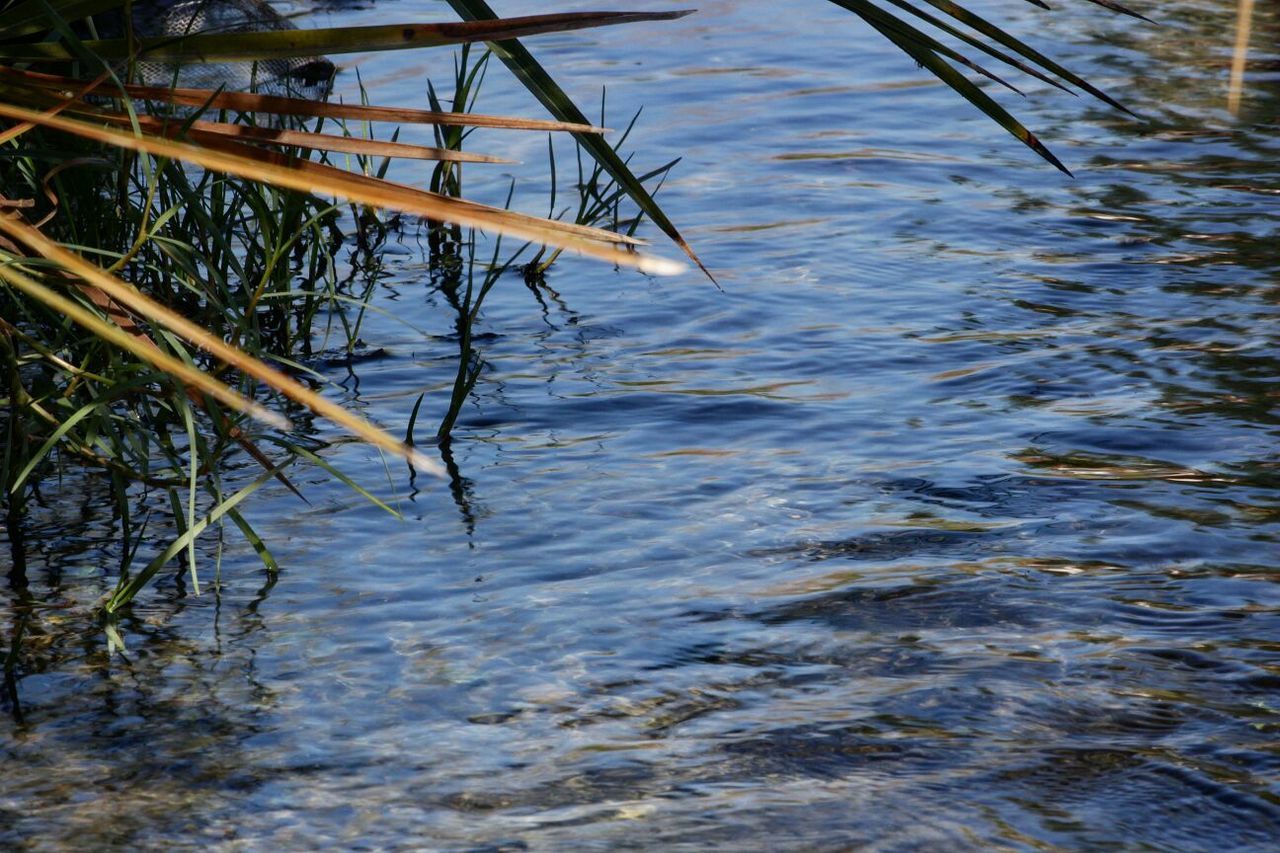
[281,443,403,519]
[832,0,1029,95]
[105,465,279,612]
[828,0,1072,174]
[178,376,200,596]
[5,396,101,496]
[916,0,1136,114]
[226,507,279,574]
[873,0,1065,94]
[1080,0,1154,23]
[885,26,1070,175]
[444,0,710,281]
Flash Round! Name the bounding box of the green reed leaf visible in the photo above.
[444,0,711,281]
[914,0,1135,114]
[827,0,1072,174]
[105,464,278,612]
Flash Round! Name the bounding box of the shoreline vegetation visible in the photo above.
[0,0,1140,632]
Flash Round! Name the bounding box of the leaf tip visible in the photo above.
[408,447,448,478]
[636,253,688,277]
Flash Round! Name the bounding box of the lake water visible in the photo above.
[3,0,1278,848]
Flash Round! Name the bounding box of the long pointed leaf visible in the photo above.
[916,0,1135,114]
[0,12,695,63]
[99,112,515,163]
[0,215,453,476]
[0,102,678,267]
[445,0,710,281]
[832,0,1032,95]
[1079,0,1154,23]
[105,465,279,612]
[184,131,648,248]
[0,260,292,430]
[842,5,1073,175]
[873,0,1068,95]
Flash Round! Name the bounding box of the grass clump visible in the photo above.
[0,5,689,619]
[0,0,1141,627]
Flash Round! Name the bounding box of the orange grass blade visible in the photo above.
[0,260,292,432]
[190,134,648,248]
[0,66,607,133]
[104,113,514,163]
[0,103,669,260]
[0,215,448,477]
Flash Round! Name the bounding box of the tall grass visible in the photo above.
[0,5,691,621]
[0,0,1141,628]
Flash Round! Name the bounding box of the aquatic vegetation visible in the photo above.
[0,0,1140,615]
[0,4,689,615]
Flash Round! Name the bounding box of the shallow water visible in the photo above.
[3,0,1279,848]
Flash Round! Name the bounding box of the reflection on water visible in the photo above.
[3,0,1279,847]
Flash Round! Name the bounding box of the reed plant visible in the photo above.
[0,0,1141,624]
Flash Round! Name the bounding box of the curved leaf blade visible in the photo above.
[0,12,697,63]
[444,0,710,281]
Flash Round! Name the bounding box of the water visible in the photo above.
[4,0,1279,847]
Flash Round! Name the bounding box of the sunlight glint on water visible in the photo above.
[3,0,1278,847]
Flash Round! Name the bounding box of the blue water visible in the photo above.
[3,0,1279,847]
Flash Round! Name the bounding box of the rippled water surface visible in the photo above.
[4,0,1279,848]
